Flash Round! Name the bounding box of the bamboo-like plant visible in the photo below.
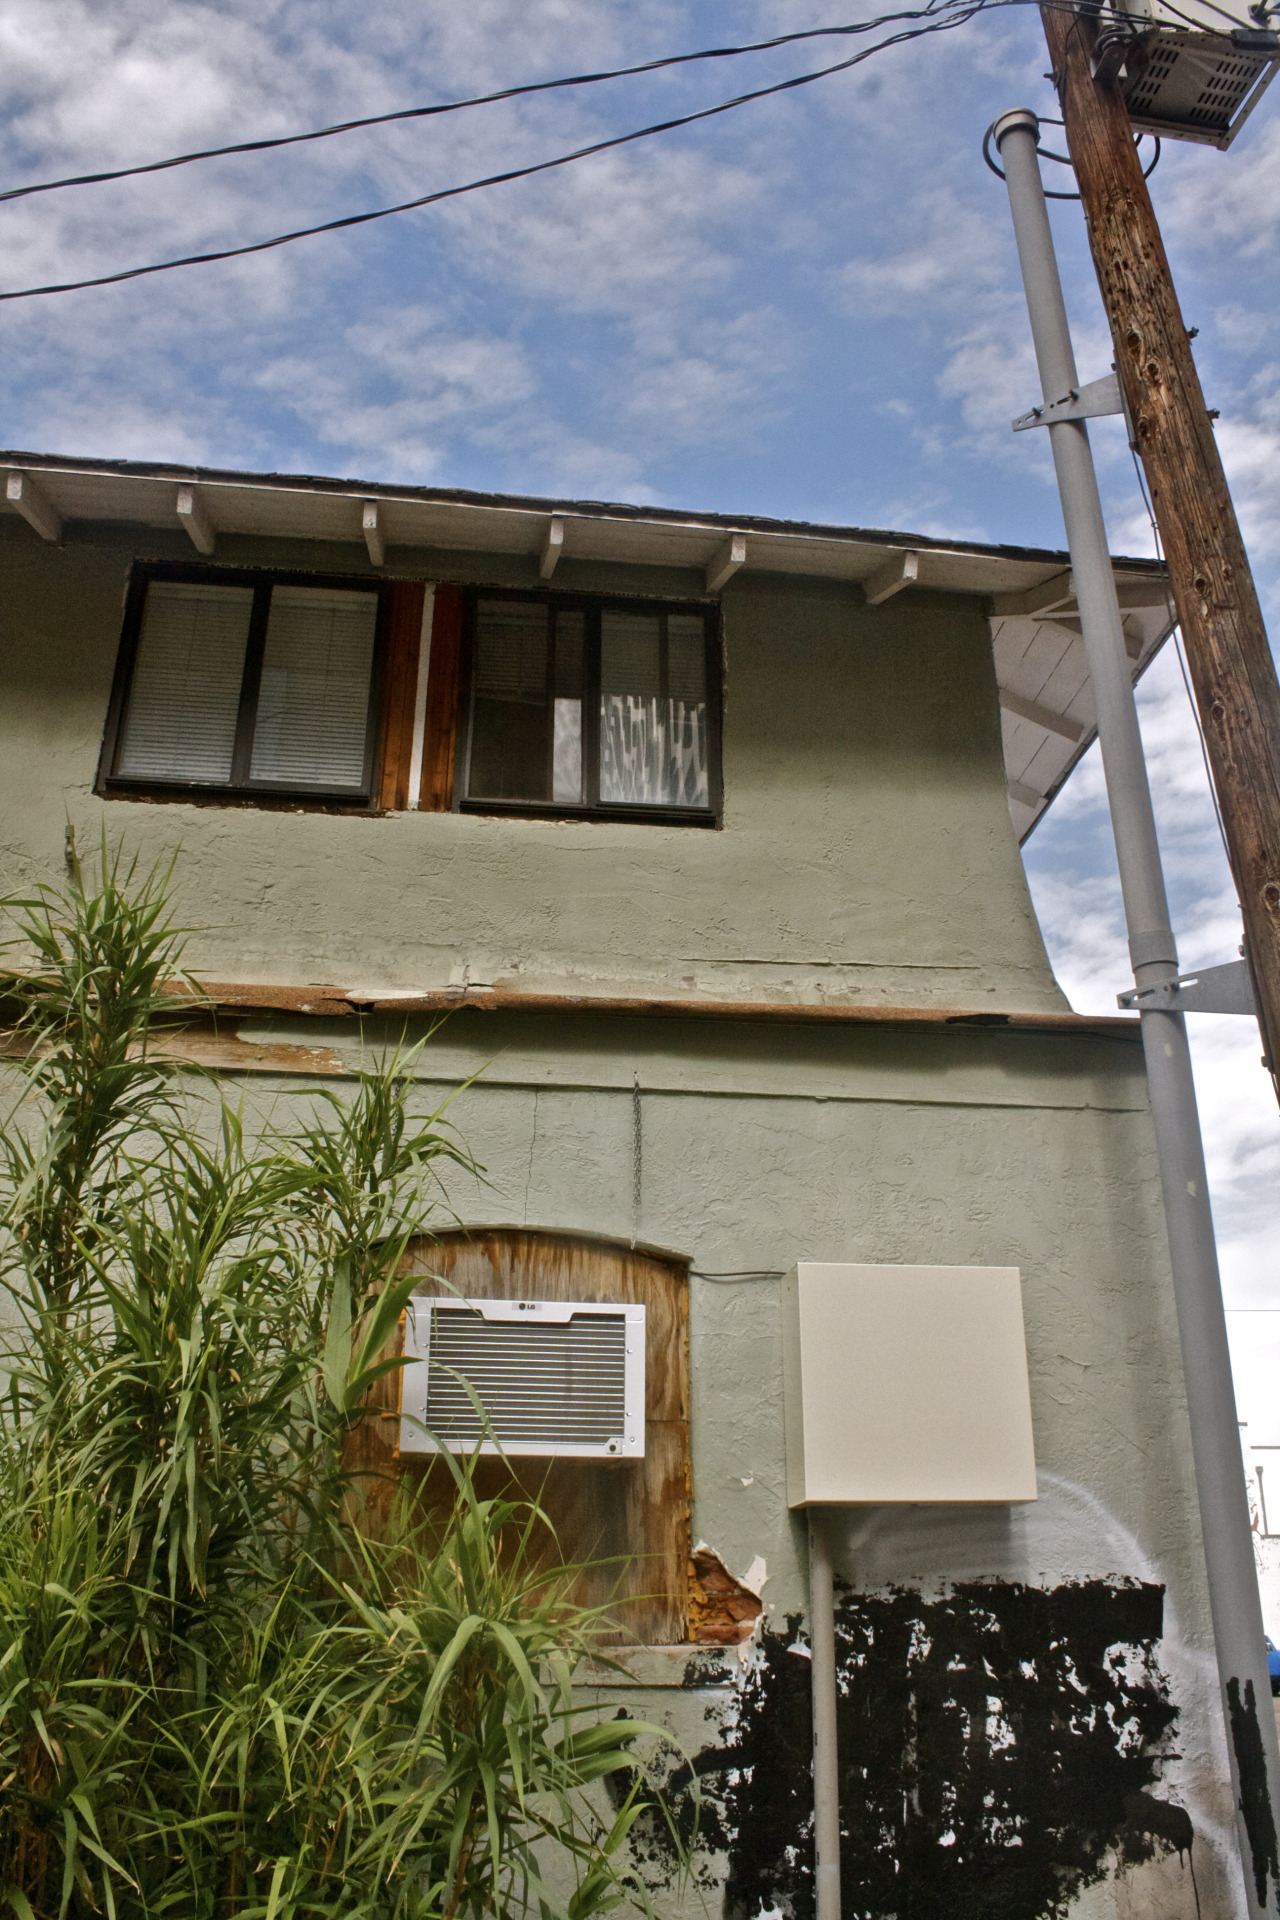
[0,848,680,1920]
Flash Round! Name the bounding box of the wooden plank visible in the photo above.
[376,580,426,811]
[42,982,1145,1039]
[392,1229,691,1646]
[419,583,464,811]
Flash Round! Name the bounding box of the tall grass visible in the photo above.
[0,849,678,1920]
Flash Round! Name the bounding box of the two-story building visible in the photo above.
[0,449,1234,1920]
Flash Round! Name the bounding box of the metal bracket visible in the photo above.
[1117,958,1256,1016]
[1013,372,1123,432]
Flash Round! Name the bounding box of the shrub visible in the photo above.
[0,849,676,1920]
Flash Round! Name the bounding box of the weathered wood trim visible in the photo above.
[345,1229,692,1647]
[157,978,1142,1040]
[419,582,464,811]
[376,579,427,811]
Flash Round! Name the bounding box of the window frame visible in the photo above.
[98,561,392,807]
[454,585,723,828]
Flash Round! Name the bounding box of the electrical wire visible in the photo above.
[691,1270,786,1282]
[0,13,983,206]
[0,0,1221,218]
[0,0,1194,304]
[0,0,995,303]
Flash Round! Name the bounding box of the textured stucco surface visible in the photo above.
[0,514,1229,1912]
[0,517,1066,1010]
[163,1012,1233,1917]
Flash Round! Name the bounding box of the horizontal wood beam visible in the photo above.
[991,571,1075,619]
[362,500,385,567]
[705,532,746,594]
[863,550,919,605]
[137,976,1138,1036]
[994,571,1168,622]
[999,689,1086,743]
[176,485,215,555]
[5,469,61,543]
[540,515,565,580]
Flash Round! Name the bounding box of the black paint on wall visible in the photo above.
[653,1580,1185,1920]
[1226,1674,1279,1908]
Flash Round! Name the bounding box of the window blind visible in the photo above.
[249,586,378,790]
[115,581,253,783]
[600,609,709,808]
[468,599,552,800]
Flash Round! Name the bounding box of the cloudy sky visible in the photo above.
[2,0,1278,1418]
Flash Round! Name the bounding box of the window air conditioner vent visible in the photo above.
[399,1297,645,1458]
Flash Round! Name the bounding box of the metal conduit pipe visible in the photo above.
[808,1511,842,1920]
[994,107,1280,1916]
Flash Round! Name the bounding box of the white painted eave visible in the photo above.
[0,451,1174,842]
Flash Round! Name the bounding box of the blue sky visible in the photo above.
[3,0,1279,1404]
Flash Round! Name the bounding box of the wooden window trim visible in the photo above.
[98,560,399,810]
[346,1227,692,1647]
[377,581,427,811]
[418,583,464,812]
[450,585,724,829]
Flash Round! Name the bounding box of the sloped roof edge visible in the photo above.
[0,445,1167,576]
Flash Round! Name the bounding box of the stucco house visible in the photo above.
[0,449,1231,1919]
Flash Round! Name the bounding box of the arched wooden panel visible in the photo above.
[348,1228,690,1647]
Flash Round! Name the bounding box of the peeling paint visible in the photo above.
[689,1545,766,1648]
[1226,1674,1280,1907]
[631,1580,1186,1920]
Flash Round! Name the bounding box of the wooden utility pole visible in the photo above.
[1042,5,1280,1092]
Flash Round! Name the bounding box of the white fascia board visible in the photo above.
[1,459,1169,607]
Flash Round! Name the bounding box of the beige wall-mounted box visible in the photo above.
[782,1263,1037,1507]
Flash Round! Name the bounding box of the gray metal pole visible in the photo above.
[808,1511,841,1920]
[994,106,1280,1916]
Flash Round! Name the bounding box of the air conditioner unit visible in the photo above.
[1099,0,1279,146]
[399,1297,645,1459]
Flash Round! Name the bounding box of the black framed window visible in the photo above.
[459,589,721,824]
[100,565,387,803]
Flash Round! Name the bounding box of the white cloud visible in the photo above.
[1216,398,1280,566]
[1024,642,1280,1325]
[250,311,533,478]
[1159,115,1280,260]
[432,141,764,320]
[836,190,1009,320]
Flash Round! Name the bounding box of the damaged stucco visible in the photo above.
[1,518,1067,1012]
[0,509,1242,1915]
[22,1010,1227,1919]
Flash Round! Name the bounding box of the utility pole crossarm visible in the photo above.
[1043,4,1280,1095]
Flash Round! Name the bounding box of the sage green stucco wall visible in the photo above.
[212,1011,1230,1919]
[3,510,1223,1911]
[0,517,1066,1012]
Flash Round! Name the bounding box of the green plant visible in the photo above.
[0,847,681,1920]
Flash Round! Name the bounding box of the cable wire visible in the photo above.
[0,0,1204,214]
[691,1270,786,1282]
[0,2,989,302]
[0,12,975,206]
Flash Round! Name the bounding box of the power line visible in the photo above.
[0,1,992,303]
[0,0,1165,213]
[0,14,965,206]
